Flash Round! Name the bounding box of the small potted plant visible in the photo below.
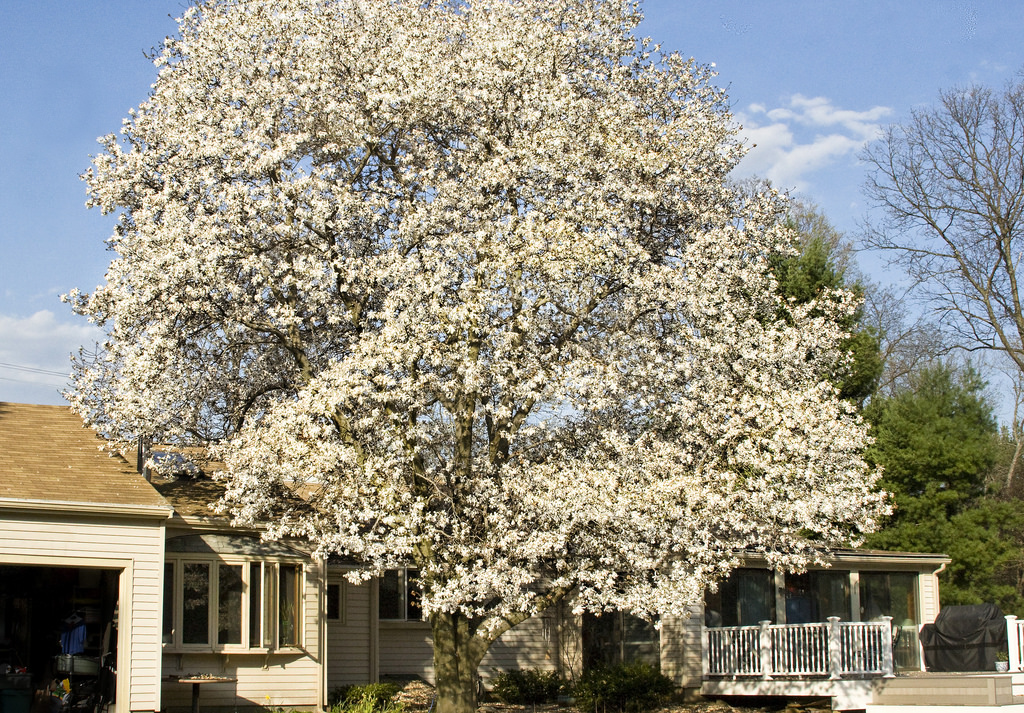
[996,649,1010,672]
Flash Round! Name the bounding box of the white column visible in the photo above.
[881,615,895,678]
[849,571,861,621]
[759,620,773,680]
[827,616,842,679]
[1006,615,1021,672]
[774,570,787,625]
[700,620,710,678]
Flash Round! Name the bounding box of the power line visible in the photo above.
[0,361,70,378]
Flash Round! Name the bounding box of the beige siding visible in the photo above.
[161,562,322,712]
[160,653,321,711]
[326,578,375,689]
[0,509,165,713]
[480,608,560,683]
[660,606,703,689]
[376,608,563,686]
[918,569,942,623]
[378,621,434,682]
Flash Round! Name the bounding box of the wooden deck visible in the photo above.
[702,616,1024,709]
[866,672,1024,711]
[703,672,1024,710]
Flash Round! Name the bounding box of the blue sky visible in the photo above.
[2,1,1024,411]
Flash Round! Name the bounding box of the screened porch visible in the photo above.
[702,565,926,680]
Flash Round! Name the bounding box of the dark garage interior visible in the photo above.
[0,566,118,713]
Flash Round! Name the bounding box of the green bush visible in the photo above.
[328,683,403,713]
[490,668,565,704]
[571,662,674,713]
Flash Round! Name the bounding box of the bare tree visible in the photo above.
[862,78,1024,375]
[860,283,947,398]
[989,353,1024,491]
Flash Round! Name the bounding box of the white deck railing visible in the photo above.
[703,616,895,680]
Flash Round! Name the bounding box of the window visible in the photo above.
[279,564,301,647]
[378,569,422,621]
[326,583,342,621]
[162,563,175,644]
[218,564,244,645]
[704,568,775,627]
[249,562,264,647]
[582,612,659,670]
[163,557,304,651]
[182,563,211,644]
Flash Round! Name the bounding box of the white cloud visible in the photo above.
[734,95,892,193]
[0,310,103,405]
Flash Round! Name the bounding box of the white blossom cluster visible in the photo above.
[68,0,885,640]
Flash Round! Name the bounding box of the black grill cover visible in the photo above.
[921,603,1007,672]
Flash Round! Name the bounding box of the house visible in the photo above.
[0,403,172,713]
[0,403,965,713]
[0,403,562,713]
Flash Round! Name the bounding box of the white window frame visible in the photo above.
[163,554,304,653]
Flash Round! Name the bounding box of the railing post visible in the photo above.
[827,616,842,679]
[701,622,710,678]
[759,620,773,680]
[1006,615,1021,672]
[881,616,895,678]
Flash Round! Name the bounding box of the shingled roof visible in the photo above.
[0,402,170,516]
[149,471,227,519]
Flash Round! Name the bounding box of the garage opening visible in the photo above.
[0,565,119,713]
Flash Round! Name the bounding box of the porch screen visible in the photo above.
[705,568,775,627]
[859,571,916,624]
[784,570,850,624]
[859,571,919,670]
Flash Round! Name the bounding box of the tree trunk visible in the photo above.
[431,611,488,713]
[1007,425,1024,492]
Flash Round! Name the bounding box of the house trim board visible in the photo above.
[0,497,172,519]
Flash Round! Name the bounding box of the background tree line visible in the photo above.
[779,70,1024,617]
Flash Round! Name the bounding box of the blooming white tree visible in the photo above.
[68,1,885,710]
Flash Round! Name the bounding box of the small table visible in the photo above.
[166,676,237,713]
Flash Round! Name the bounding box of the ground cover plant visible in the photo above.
[329,682,404,713]
[570,662,675,713]
[490,669,565,705]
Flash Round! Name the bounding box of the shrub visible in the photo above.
[571,662,674,713]
[490,668,565,704]
[328,683,403,713]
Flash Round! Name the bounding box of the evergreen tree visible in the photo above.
[864,363,996,526]
[863,363,1024,612]
[942,500,1024,612]
[771,202,883,404]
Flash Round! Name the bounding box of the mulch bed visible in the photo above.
[389,678,832,713]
